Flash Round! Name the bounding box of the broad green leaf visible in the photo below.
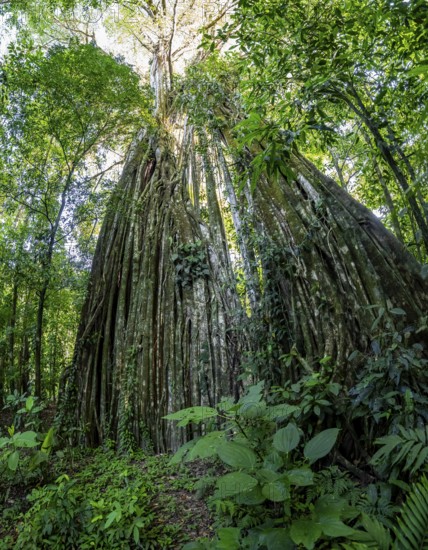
[133,525,140,545]
[217,441,258,469]
[104,510,118,528]
[217,528,240,550]
[304,428,339,463]
[389,308,406,316]
[186,431,224,461]
[267,404,300,421]
[273,423,300,453]
[216,472,258,497]
[239,401,267,419]
[235,486,266,505]
[239,380,265,405]
[314,495,347,520]
[256,468,281,483]
[259,528,294,550]
[25,396,35,411]
[290,519,322,549]
[163,406,217,427]
[169,439,195,465]
[13,431,39,448]
[321,517,355,537]
[29,451,48,468]
[8,450,19,471]
[407,64,428,76]
[262,480,289,502]
[286,468,314,486]
[263,450,283,471]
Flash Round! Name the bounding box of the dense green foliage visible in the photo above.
[229,0,428,257]
[0,37,148,398]
[166,329,428,548]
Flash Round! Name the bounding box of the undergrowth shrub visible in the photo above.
[166,381,359,549]
[13,450,181,550]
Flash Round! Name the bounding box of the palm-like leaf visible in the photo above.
[394,475,428,549]
[371,426,428,475]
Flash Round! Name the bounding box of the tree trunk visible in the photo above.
[59,129,246,451]
[247,148,427,377]
[59,47,428,450]
[34,285,46,398]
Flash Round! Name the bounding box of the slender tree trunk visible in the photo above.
[34,181,71,397]
[34,286,47,398]
[340,86,428,252]
[8,283,18,393]
[360,129,404,243]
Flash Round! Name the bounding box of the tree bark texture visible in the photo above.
[60,129,245,451]
[247,148,428,378]
[59,47,428,450]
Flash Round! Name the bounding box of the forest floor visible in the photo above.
[0,407,214,549]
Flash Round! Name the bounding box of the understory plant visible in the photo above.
[166,350,428,549]
[0,425,54,493]
[166,381,357,549]
[12,450,189,550]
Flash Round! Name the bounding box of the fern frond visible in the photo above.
[371,426,428,476]
[351,513,393,549]
[394,475,428,549]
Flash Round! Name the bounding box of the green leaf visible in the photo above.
[256,468,281,483]
[163,406,217,427]
[235,486,266,505]
[239,401,267,419]
[290,519,322,549]
[370,434,402,465]
[41,427,54,454]
[286,468,314,486]
[169,439,195,464]
[259,528,294,550]
[263,450,284,471]
[304,428,339,463]
[273,423,300,453]
[262,480,289,502]
[133,525,140,545]
[314,495,347,520]
[267,403,300,421]
[239,380,265,405]
[407,64,428,76]
[186,431,224,461]
[104,510,117,529]
[351,513,392,549]
[394,475,428,550]
[8,450,19,471]
[25,396,34,411]
[216,472,258,497]
[13,431,39,448]
[321,517,355,537]
[217,441,258,469]
[217,528,240,550]
[389,308,406,315]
